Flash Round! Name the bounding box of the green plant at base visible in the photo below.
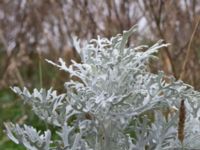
[4,26,200,150]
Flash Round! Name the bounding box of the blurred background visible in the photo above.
[0,0,200,149]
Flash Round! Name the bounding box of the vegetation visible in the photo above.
[4,27,200,150]
[1,0,200,149]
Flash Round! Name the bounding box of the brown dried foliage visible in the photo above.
[0,0,200,89]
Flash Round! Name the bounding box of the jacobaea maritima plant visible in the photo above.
[4,26,200,150]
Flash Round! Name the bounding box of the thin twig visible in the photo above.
[113,0,124,31]
[179,16,200,80]
[147,0,176,77]
[38,52,43,88]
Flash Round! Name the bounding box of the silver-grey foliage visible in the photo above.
[4,26,200,150]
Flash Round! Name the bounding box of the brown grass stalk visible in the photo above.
[179,16,200,80]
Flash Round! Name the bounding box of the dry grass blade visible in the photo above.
[179,17,200,80]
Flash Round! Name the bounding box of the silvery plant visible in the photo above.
[4,26,200,150]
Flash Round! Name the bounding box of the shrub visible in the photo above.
[4,26,200,150]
